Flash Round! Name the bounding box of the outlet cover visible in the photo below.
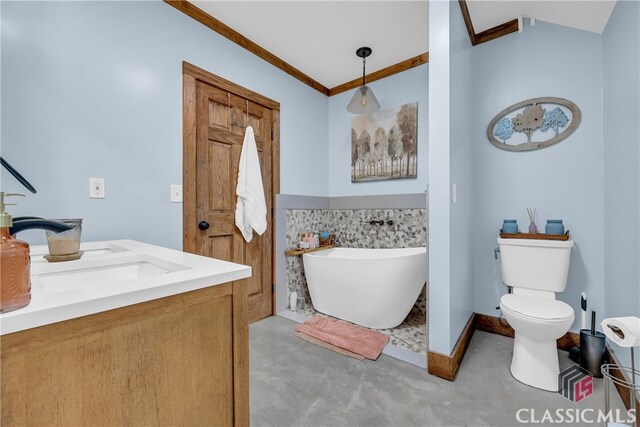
[170,184,182,203]
[89,178,105,199]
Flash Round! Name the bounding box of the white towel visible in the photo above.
[235,126,267,242]
[600,316,640,347]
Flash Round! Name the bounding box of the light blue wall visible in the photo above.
[426,0,475,355]
[427,0,452,355]
[603,0,640,369]
[471,22,605,331]
[327,65,428,197]
[1,1,329,250]
[448,0,474,349]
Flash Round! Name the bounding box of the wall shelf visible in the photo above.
[284,245,336,257]
[499,232,570,241]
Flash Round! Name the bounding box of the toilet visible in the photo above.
[498,237,575,392]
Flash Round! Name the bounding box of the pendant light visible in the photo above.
[347,47,380,114]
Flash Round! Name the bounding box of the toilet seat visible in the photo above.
[501,294,573,321]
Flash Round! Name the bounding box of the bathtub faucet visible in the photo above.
[368,219,384,226]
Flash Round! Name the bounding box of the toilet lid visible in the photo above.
[501,294,574,320]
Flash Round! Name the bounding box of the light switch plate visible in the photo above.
[89,178,105,199]
[452,183,457,203]
[170,184,182,203]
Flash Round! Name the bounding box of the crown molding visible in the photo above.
[328,53,429,97]
[166,1,429,98]
[165,0,330,95]
[458,0,518,46]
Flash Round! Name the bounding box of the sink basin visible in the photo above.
[36,256,189,293]
[81,245,128,257]
[31,243,129,264]
[1,239,253,336]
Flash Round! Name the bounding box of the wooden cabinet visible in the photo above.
[1,280,248,426]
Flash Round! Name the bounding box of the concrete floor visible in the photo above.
[250,316,627,426]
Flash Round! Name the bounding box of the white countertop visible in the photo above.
[1,240,252,335]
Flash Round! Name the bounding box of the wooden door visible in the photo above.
[183,63,279,323]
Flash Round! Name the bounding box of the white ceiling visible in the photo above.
[466,0,617,34]
[190,1,617,89]
[192,1,429,88]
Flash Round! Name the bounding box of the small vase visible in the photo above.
[502,219,518,234]
[545,219,565,235]
[528,222,538,234]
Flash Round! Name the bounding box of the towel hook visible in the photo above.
[227,93,250,129]
[245,99,249,129]
[227,92,231,128]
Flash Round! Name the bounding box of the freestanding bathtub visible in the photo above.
[302,247,427,329]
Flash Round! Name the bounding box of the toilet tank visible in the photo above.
[497,237,574,292]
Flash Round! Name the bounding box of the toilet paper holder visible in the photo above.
[606,324,625,340]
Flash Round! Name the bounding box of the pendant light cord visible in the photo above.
[362,56,366,87]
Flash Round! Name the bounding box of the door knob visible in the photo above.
[198,221,210,231]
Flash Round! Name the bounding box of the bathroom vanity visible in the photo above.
[0,240,251,426]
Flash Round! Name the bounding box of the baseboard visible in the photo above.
[428,312,581,382]
[428,313,476,381]
[474,312,514,338]
[474,312,580,351]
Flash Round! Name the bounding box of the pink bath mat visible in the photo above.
[295,317,389,360]
[295,332,365,360]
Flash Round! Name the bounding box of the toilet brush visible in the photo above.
[581,292,587,330]
[579,311,606,377]
[569,293,588,363]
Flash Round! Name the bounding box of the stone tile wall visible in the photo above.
[285,209,332,307]
[286,209,427,314]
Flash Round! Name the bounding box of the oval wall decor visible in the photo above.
[487,97,581,152]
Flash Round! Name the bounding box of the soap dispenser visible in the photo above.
[0,192,31,313]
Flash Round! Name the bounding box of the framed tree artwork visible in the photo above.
[351,102,418,182]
